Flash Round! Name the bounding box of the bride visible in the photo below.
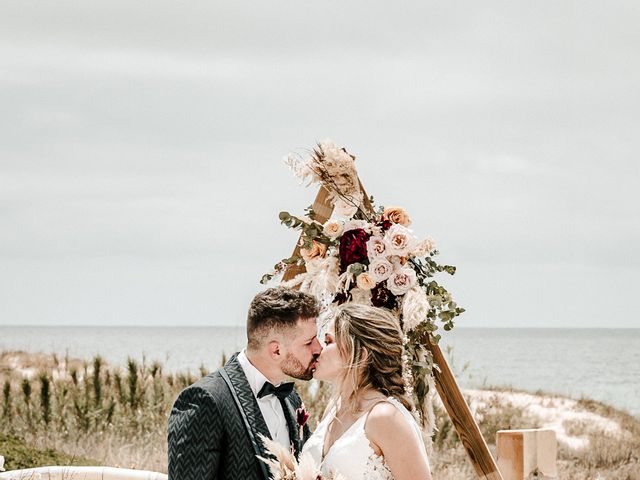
[303,303,433,480]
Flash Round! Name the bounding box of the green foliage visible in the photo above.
[2,380,10,419]
[0,433,95,471]
[92,356,103,408]
[38,373,51,426]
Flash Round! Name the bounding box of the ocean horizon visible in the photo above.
[1,326,639,418]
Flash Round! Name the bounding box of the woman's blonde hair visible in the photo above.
[332,303,414,413]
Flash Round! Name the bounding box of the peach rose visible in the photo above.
[300,240,327,261]
[382,206,412,227]
[356,272,376,290]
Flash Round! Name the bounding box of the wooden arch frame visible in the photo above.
[282,185,503,480]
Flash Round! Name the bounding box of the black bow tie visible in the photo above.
[257,381,294,400]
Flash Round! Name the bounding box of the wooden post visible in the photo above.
[282,186,332,282]
[429,342,503,480]
[496,429,558,480]
[282,183,503,480]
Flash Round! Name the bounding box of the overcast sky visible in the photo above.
[1,1,639,328]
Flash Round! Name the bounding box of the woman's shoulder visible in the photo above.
[364,398,415,443]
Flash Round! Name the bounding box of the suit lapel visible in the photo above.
[223,354,272,458]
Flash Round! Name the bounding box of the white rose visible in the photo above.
[333,197,359,219]
[401,286,431,332]
[323,221,344,239]
[369,258,394,283]
[342,219,370,233]
[386,267,417,295]
[411,236,437,257]
[384,224,416,257]
[366,236,386,260]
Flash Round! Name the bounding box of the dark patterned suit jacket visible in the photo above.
[168,353,312,480]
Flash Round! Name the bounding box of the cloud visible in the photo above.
[0,0,639,326]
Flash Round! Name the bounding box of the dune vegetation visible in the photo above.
[1,350,638,479]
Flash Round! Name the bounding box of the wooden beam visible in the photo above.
[428,342,503,479]
[282,186,332,282]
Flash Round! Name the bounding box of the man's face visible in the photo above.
[279,317,323,381]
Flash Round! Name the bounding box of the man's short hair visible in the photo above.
[247,287,320,351]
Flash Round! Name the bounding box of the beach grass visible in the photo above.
[1,350,638,479]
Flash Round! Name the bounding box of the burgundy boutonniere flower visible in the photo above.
[296,406,309,438]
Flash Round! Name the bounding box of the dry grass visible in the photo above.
[2,351,639,479]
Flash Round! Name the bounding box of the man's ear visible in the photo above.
[267,340,281,360]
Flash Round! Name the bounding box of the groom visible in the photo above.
[168,287,322,480]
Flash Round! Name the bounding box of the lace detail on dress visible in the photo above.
[364,450,393,479]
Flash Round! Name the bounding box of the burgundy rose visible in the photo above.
[338,228,370,270]
[378,220,393,231]
[371,282,397,309]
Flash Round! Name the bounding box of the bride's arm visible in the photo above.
[366,403,433,480]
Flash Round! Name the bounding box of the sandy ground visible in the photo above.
[464,388,628,450]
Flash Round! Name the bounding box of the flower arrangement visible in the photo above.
[262,140,465,431]
[258,435,346,480]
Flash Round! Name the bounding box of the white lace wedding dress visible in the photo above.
[302,397,429,480]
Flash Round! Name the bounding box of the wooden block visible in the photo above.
[496,429,558,480]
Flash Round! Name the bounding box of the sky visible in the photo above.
[1,1,639,328]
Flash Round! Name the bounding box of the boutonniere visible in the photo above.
[295,404,309,438]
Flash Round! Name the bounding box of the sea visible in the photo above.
[1,326,639,418]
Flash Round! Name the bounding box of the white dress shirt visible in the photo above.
[237,350,291,448]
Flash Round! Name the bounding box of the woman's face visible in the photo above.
[312,320,344,382]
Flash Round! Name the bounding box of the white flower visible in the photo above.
[333,196,360,219]
[0,455,4,472]
[402,286,431,332]
[350,287,373,306]
[366,236,386,260]
[411,236,437,257]
[342,219,371,233]
[323,220,344,239]
[386,267,417,295]
[369,258,394,283]
[384,224,416,257]
[303,257,340,293]
[283,153,319,186]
